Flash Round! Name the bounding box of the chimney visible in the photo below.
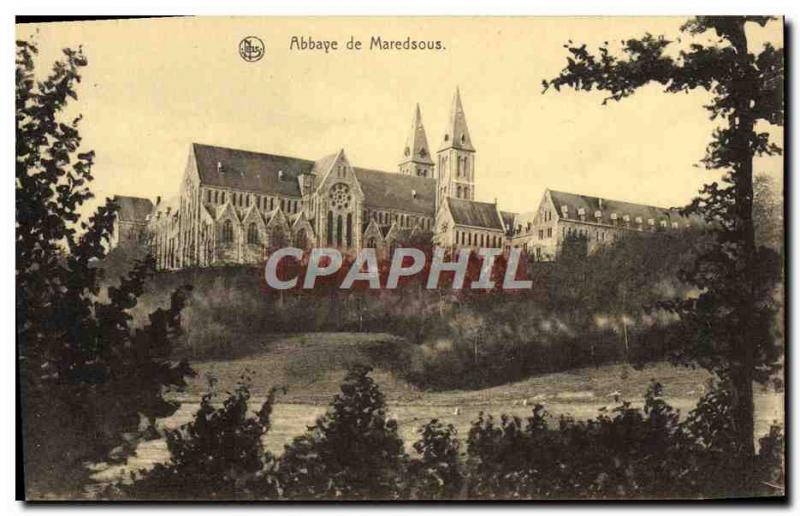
[598,198,604,210]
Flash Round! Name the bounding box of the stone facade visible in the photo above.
[508,189,697,261]
[111,89,694,269]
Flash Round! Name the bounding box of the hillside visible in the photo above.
[178,331,716,405]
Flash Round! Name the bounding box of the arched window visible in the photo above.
[295,228,309,250]
[222,220,234,243]
[336,215,343,247]
[366,237,377,248]
[346,213,353,247]
[327,211,334,245]
[247,223,259,244]
[457,185,462,198]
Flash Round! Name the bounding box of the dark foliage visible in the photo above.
[275,365,407,500]
[465,382,784,499]
[121,369,784,500]
[16,39,194,496]
[121,377,283,500]
[407,419,464,499]
[544,15,784,464]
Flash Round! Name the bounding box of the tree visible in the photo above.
[544,16,783,469]
[16,39,193,496]
[124,378,283,500]
[276,365,407,500]
[408,419,464,499]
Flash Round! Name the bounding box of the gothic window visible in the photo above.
[366,237,377,248]
[328,183,352,211]
[336,215,343,247]
[206,190,211,203]
[269,227,287,251]
[327,211,334,246]
[346,213,353,247]
[247,223,259,244]
[295,228,309,250]
[222,220,234,243]
[457,185,462,198]
[280,199,285,211]
[245,195,250,208]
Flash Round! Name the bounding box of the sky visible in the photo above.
[17,16,783,215]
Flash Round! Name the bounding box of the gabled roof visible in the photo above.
[112,195,153,222]
[500,210,517,233]
[192,143,312,197]
[548,189,681,225]
[354,168,436,216]
[311,151,340,178]
[439,88,475,152]
[400,104,434,165]
[446,197,504,230]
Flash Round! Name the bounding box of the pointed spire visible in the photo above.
[439,87,475,152]
[400,103,434,165]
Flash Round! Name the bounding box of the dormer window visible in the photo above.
[460,134,466,144]
[404,146,410,157]
[419,147,427,157]
[444,134,450,142]
[577,207,586,221]
[660,220,668,228]
[672,222,679,229]
[594,210,602,219]
[411,189,417,199]
[623,214,630,223]
[561,205,569,216]
[278,170,285,180]
[635,216,643,225]
[648,218,655,226]
[610,213,618,221]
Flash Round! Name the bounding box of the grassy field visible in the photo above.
[178,332,725,404]
[95,332,783,481]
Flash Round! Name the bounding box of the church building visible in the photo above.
[132,89,510,270]
[110,88,697,270]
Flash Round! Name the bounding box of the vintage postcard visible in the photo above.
[15,15,785,501]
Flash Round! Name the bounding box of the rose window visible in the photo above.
[328,183,352,211]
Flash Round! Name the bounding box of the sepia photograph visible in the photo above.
[14,13,785,502]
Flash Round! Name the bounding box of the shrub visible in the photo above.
[465,382,783,499]
[275,365,407,500]
[408,419,464,500]
[122,375,282,500]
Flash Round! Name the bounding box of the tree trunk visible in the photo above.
[729,19,757,463]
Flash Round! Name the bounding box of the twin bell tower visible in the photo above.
[398,88,477,210]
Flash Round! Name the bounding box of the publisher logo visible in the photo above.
[239,36,265,62]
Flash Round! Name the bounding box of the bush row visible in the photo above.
[111,366,783,501]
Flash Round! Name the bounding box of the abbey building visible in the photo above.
[111,89,695,270]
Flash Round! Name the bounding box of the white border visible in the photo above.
[4,1,796,514]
